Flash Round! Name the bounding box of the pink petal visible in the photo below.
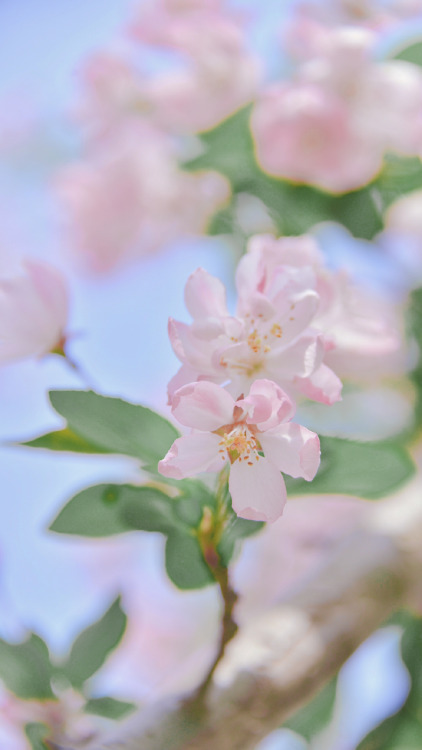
[239,379,295,430]
[184,268,228,320]
[158,433,224,479]
[172,381,235,430]
[167,364,199,404]
[295,362,343,405]
[229,455,287,523]
[267,332,324,380]
[260,423,320,481]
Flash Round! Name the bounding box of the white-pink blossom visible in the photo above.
[0,260,69,364]
[159,379,320,523]
[251,23,422,192]
[75,52,149,143]
[57,123,230,273]
[129,0,260,133]
[168,260,342,405]
[239,233,405,381]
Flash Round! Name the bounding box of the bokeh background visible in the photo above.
[1,2,422,748]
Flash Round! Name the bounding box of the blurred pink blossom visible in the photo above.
[75,53,151,143]
[129,0,260,133]
[159,379,320,523]
[0,261,69,364]
[0,684,100,749]
[251,25,422,192]
[57,123,230,273]
[385,189,422,237]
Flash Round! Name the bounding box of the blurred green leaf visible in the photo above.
[84,696,136,720]
[61,597,126,689]
[285,436,415,499]
[24,723,50,750]
[20,427,110,454]
[165,531,215,589]
[218,515,264,567]
[46,390,179,470]
[283,678,337,741]
[0,634,54,700]
[184,106,256,186]
[408,287,422,428]
[374,155,422,213]
[393,39,422,67]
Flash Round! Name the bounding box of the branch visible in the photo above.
[56,486,422,750]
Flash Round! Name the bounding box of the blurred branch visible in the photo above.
[57,489,422,750]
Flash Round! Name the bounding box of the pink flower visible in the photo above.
[251,23,422,192]
[129,0,260,133]
[159,379,320,523]
[168,262,342,405]
[57,123,230,273]
[0,260,69,364]
[75,53,149,143]
[239,233,404,381]
[251,80,382,193]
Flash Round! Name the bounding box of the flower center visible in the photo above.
[217,425,260,465]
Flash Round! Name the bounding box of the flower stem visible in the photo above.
[187,471,238,711]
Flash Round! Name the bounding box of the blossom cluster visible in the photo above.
[252,22,422,192]
[158,233,402,522]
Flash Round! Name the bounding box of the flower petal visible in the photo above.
[260,423,320,481]
[239,379,295,430]
[172,381,235,430]
[229,455,287,523]
[184,268,228,320]
[158,433,224,479]
[295,362,343,405]
[266,332,324,380]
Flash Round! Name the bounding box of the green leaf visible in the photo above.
[62,597,126,689]
[173,480,217,527]
[184,106,257,186]
[49,483,137,537]
[408,287,422,428]
[118,485,186,535]
[165,531,215,589]
[283,678,337,741]
[285,436,415,499]
[24,723,50,750]
[47,390,179,469]
[0,634,54,700]
[20,427,110,454]
[207,203,236,236]
[49,479,219,590]
[393,39,422,67]
[373,155,422,214]
[84,696,136,720]
[218,515,264,567]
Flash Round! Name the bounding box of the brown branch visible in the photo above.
[55,487,422,750]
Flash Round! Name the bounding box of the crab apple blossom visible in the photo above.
[167,260,342,405]
[159,379,320,523]
[129,0,260,133]
[239,233,405,381]
[0,260,69,364]
[251,22,422,192]
[57,122,230,273]
[250,81,382,194]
